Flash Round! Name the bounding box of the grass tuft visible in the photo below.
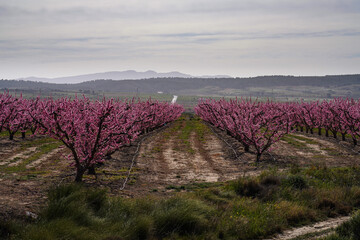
[8,166,360,240]
[324,211,360,240]
[232,178,263,197]
[284,175,308,190]
[153,197,211,237]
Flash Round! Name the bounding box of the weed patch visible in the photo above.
[324,211,360,240]
[7,166,360,240]
[1,142,62,174]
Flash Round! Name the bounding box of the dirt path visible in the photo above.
[269,216,350,240]
[109,114,360,195]
[132,115,244,193]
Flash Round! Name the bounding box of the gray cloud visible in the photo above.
[0,0,359,79]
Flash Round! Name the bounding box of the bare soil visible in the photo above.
[0,137,72,220]
[133,125,244,193]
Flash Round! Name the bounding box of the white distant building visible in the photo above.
[171,95,178,104]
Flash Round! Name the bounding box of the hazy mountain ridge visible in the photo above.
[2,74,360,99]
[18,70,231,84]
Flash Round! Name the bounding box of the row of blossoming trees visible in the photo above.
[195,98,360,162]
[0,92,183,181]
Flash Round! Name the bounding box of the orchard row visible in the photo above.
[2,92,360,181]
[196,98,360,162]
[0,92,183,181]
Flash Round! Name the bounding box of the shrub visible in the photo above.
[25,218,99,240]
[42,184,106,225]
[123,215,153,240]
[260,175,281,186]
[276,201,315,226]
[153,197,211,237]
[233,178,263,197]
[0,220,21,240]
[85,188,107,212]
[317,198,337,210]
[284,175,308,190]
[335,211,360,240]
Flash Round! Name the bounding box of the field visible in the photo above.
[1,112,360,239]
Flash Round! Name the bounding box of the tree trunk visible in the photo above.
[353,138,357,146]
[256,152,262,163]
[9,132,14,140]
[21,132,26,139]
[318,128,322,136]
[88,165,96,175]
[300,126,304,132]
[332,131,337,139]
[75,168,85,182]
[325,129,329,137]
[310,128,313,134]
[244,144,249,152]
[31,127,36,135]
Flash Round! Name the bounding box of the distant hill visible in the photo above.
[2,74,360,99]
[18,70,231,84]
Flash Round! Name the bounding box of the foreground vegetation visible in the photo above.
[1,166,360,240]
[322,211,360,240]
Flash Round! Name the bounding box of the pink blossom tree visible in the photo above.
[28,97,137,181]
[0,92,16,134]
[2,95,29,140]
[338,98,360,145]
[196,99,296,162]
[28,96,183,182]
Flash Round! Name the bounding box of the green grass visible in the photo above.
[144,113,209,156]
[6,166,360,240]
[283,134,343,156]
[288,134,318,144]
[165,181,224,192]
[321,147,342,156]
[173,114,211,154]
[192,116,211,143]
[177,115,196,154]
[0,130,32,138]
[1,141,62,173]
[282,135,318,152]
[282,134,325,154]
[19,137,59,150]
[311,128,355,140]
[282,135,309,148]
[322,211,360,240]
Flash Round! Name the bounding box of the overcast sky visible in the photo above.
[0,0,360,79]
